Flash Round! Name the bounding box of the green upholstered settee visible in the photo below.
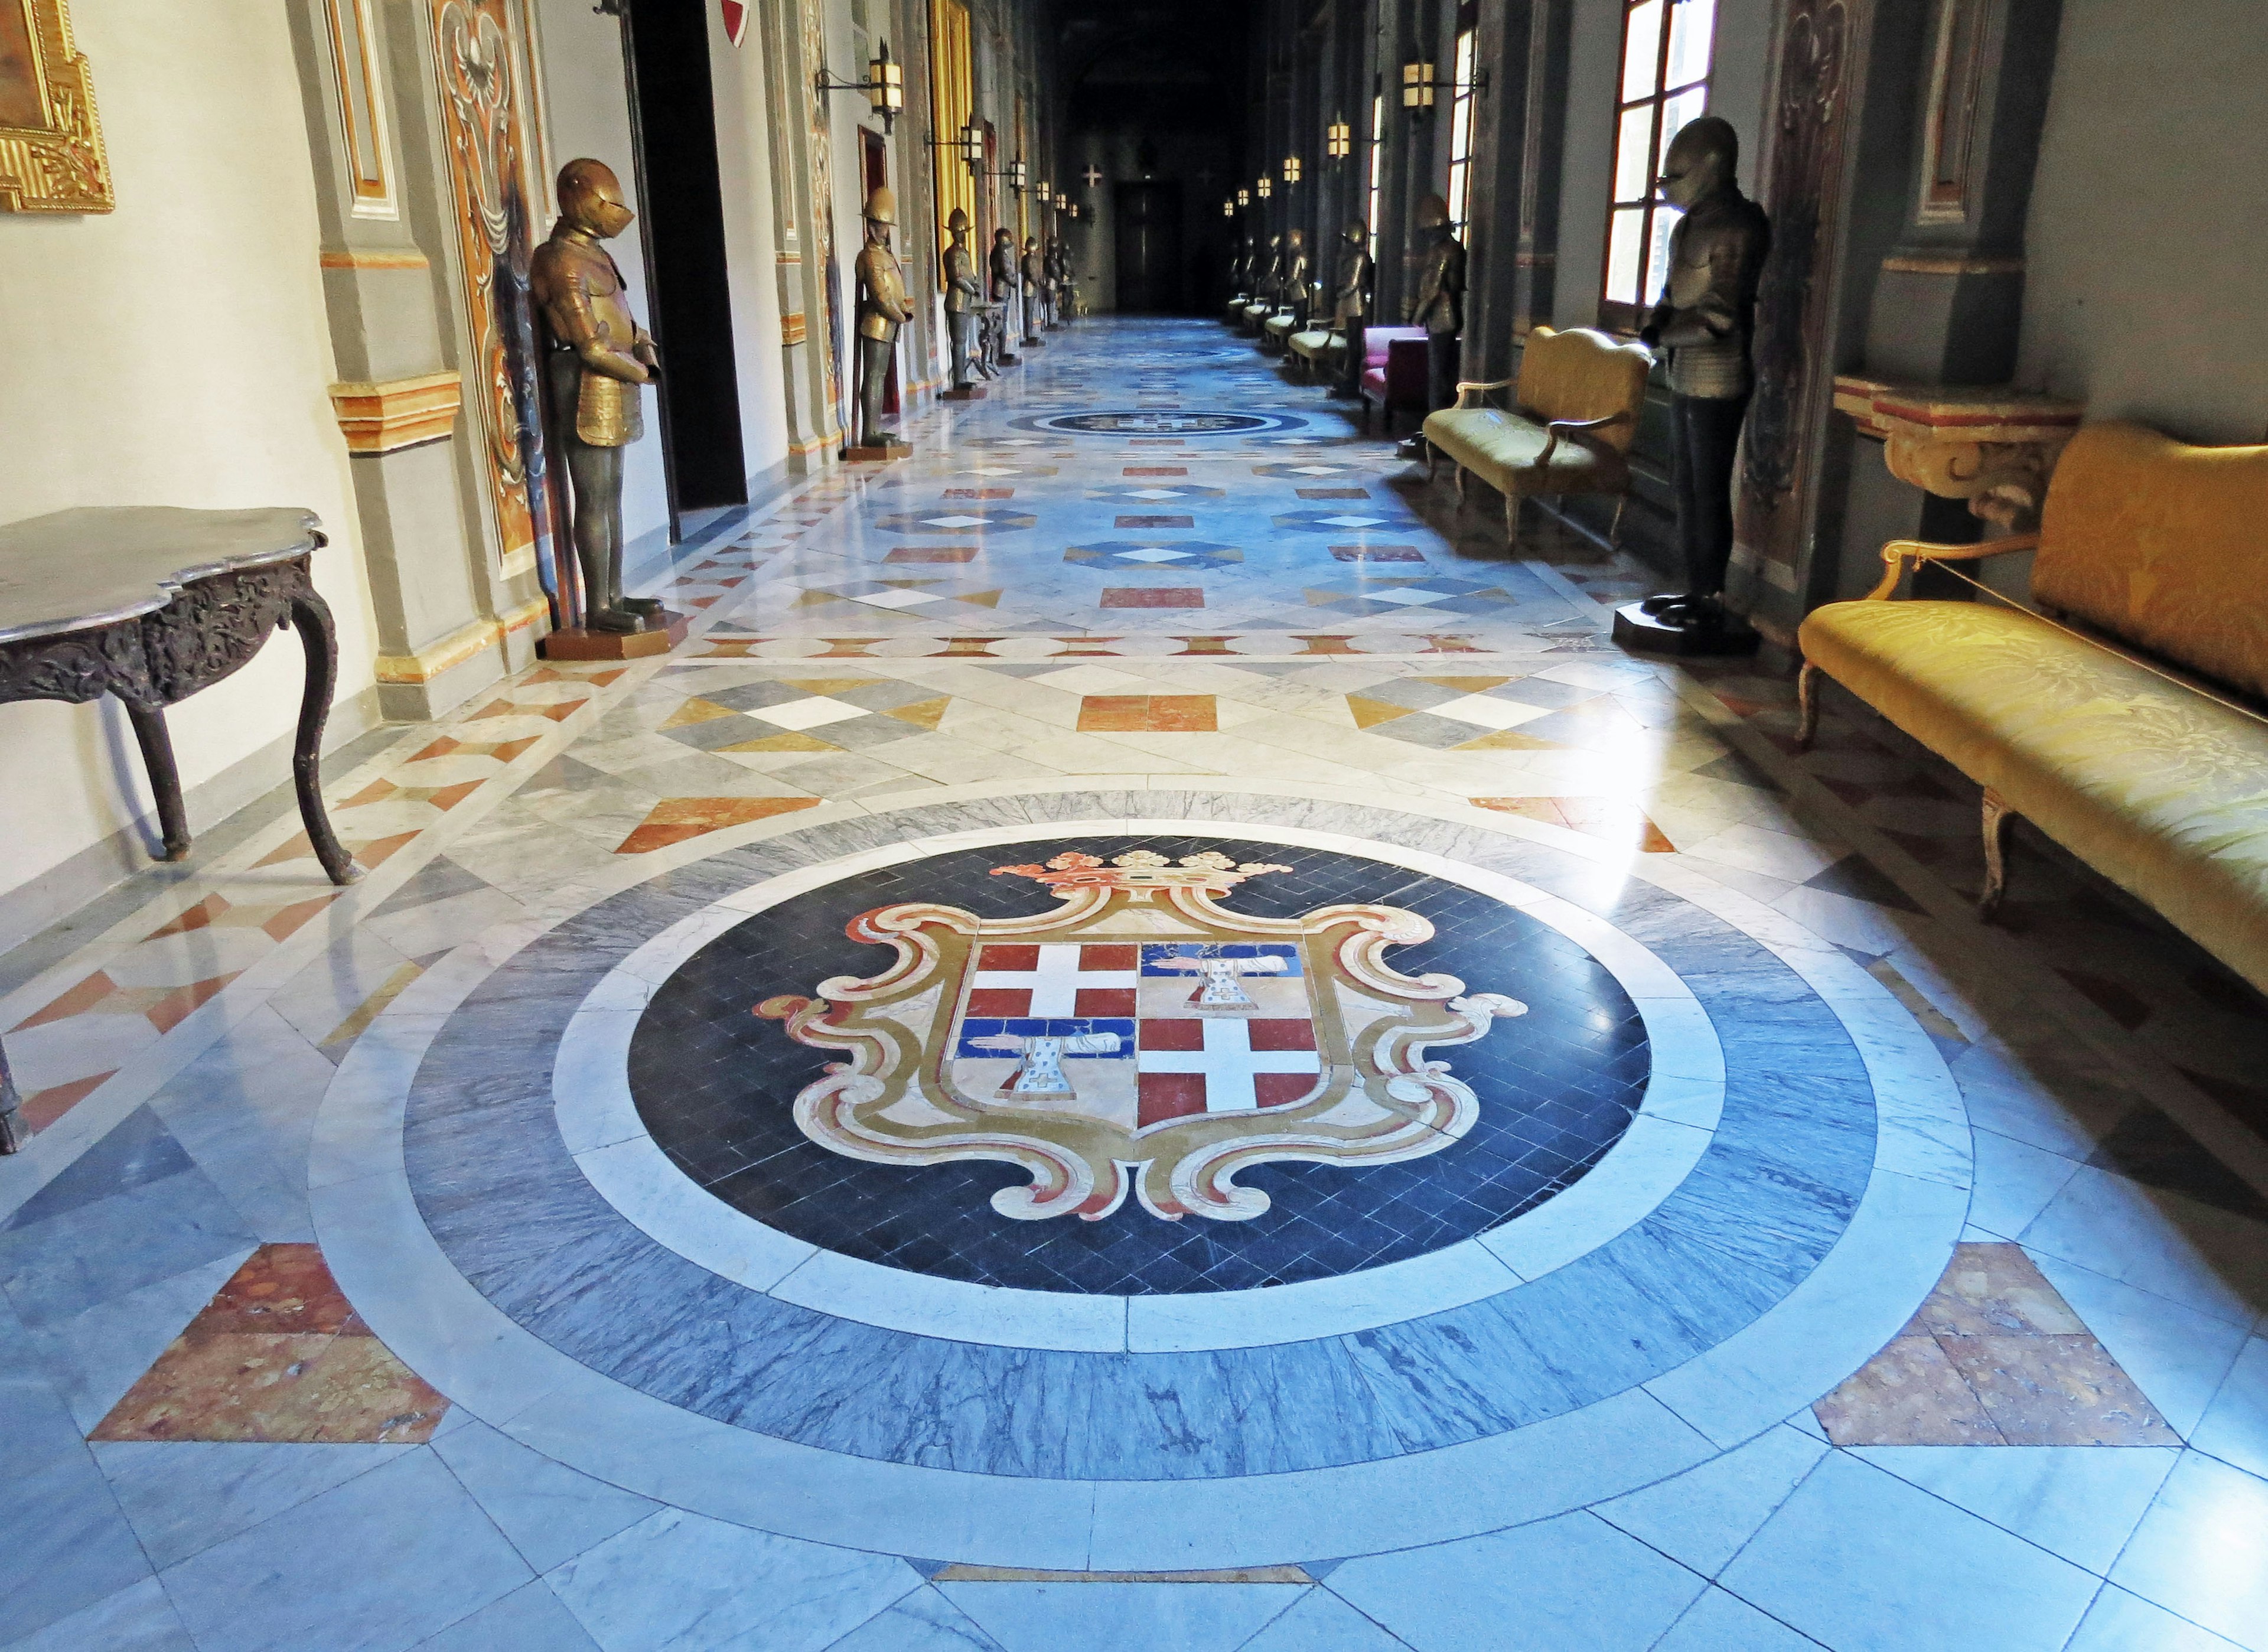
[1798,421,2268,994]
[1419,325,1653,546]
[1288,327,1344,379]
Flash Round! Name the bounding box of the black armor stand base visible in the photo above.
[1612,599,1761,657]
[941,385,986,401]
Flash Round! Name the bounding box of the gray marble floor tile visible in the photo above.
[411,1581,603,1652]
[0,1576,195,1652]
[26,1248,250,1432]
[2063,1585,2247,1652]
[1241,1589,1413,1651]
[545,1508,919,1652]
[432,1417,661,1574]
[822,1586,1007,1652]
[1591,1423,1827,1578]
[1329,1511,1706,1651]
[1850,1445,2179,1575]
[2189,1334,2268,1481]
[937,1581,1305,1652]
[159,1449,533,1652]
[1650,1587,1825,1651]
[94,1441,415,1571]
[0,1159,255,1330]
[0,1106,190,1232]
[1718,1451,2097,1652]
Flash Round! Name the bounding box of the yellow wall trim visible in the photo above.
[1881,253,2024,277]
[320,247,431,270]
[374,614,503,685]
[329,369,462,454]
[781,312,809,346]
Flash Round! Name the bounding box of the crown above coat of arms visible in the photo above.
[990,848,1292,894]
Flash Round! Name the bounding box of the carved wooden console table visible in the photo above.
[0,505,364,894]
[1833,376,2086,534]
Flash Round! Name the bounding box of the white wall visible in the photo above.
[2018,0,2268,444]
[708,10,793,477]
[0,1,380,924]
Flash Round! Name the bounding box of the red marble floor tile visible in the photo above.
[1100,588,1204,609]
[615,797,823,854]
[1077,695,1218,732]
[22,1071,116,1133]
[13,970,119,1031]
[1124,466,1188,476]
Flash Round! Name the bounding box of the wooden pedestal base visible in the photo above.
[1610,601,1760,657]
[941,385,986,401]
[540,608,690,660]
[996,351,1021,366]
[845,441,913,462]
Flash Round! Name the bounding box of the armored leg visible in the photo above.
[949,312,979,388]
[858,335,895,449]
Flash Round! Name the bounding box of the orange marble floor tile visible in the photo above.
[92,1244,448,1445]
[886,546,980,563]
[615,796,822,853]
[1470,798,1675,852]
[1815,1243,2179,1446]
[1077,695,1218,732]
[1100,588,1205,610]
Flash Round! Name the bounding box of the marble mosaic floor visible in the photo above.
[4,317,2266,1652]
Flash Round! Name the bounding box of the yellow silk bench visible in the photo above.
[1420,325,1653,546]
[1288,327,1343,379]
[1798,421,2268,995]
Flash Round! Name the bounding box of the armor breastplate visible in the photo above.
[944,245,977,314]
[1660,191,1767,400]
[1412,237,1465,334]
[858,245,907,342]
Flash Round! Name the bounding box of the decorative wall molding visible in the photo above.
[1915,0,1989,226]
[372,594,547,685]
[321,0,398,219]
[318,247,431,271]
[327,370,465,454]
[0,0,112,214]
[781,311,809,346]
[1881,251,2022,276]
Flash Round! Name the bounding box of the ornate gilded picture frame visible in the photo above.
[0,0,112,214]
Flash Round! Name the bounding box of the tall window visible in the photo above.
[928,0,975,263]
[1365,90,1383,253]
[1600,0,1715,331]
[1444,22,1478,234]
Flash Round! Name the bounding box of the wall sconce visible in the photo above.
[1236,187,1250,207]
[991,157,1028,193]
[1326,117,1352,159]
[1054,191,1068,211]
[1223,198,1235,217]
[927,120,983,177]
[1282,156,1302,184]
[1256,174,1272,199]
[1068,203,1080,220]
[1402,59,1487,114]
[816,38,905,132]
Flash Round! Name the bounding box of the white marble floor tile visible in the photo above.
[1591,1424,1829,1579]
[431,1418,661,1576]
[2020,1166,2268,1330]
[2108,1451,2268,1651]
[94,1440,415,1572]
[1650,1586,1826,1651]
[544,1508,920,1652]
[1242,1589,1414,1651]
[937,1582,1305,1652]
[2029,1253,2256,1439]
[0,1575,195,1652]
[2189,1335,2268,1481]
[1718,1451,2098,1652]
[412,1579,604,1651]
[1328,1512,1707,1652]
[821,1585,1008,1652]
[1967,1128,2085,1240]
[2063,1585,2248,1652]
[1849,1446,2180,1575]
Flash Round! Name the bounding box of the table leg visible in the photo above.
[125,701,192,862]
[1,1034,22,1153]
[288,585,362,886]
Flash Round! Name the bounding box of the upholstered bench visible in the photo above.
[1238,301,1272,331]
[1261,311,1301,353]
[1798,421,2268,993]
[1357,327,1430,432]
[1288,327,1342,379]
[1419,325,1651,546]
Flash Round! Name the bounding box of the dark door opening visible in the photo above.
[618,2,747,531]
[861,128,899,418]
[1112,180,1184,312]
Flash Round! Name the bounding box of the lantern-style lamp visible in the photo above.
[816,38,906,131]
[1326,116,1352,159]
[1282,155,1302,184]
[1236,187,1250,207]
[1256,174,1272,199]
[1222,197,1234,217]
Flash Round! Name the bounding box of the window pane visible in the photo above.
[1612,105,1656,203]
[1656,86,1709,171]
[1644,204,1682,304]
[1606,207,1647,304]
[1448,161,1469,232]
[1621,1,1664,100]
[1666,0,1715,87]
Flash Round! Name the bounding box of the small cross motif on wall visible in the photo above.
[1081,165,1103,188]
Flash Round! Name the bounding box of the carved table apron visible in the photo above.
[0,507,364,1149]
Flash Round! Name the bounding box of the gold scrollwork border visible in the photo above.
[0,0,113,214]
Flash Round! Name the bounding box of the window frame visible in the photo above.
[1365,89,1383,256]
[1444,22,1478,237]
[1597,0,1715,335]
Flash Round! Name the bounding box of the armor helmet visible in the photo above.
[1288,228,1305,249]
[947,207,970,233]
[865,185,898,226]
[1415,193,1452,231]
[1345,218,1368,242]
[557,158,635,239]
[1658,115,1739,210]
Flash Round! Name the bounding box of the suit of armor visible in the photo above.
[942,209,983,389]
[1280,230,1309,322]
[855,187,912,452]
[1330,220,1373,395]
[1021,239,1049,334]
[1406,195,1467,413]
[989,229,1022,361]
[530,158,659,633]
[1639,116,1771,620]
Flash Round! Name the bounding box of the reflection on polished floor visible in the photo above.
[4,318,2267,1652]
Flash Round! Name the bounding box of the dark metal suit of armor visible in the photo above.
[989,228,1022,364]
[942,207,982,389]
[1258,234,1283,307]
[1638,116,1770,629]
[531,158,661,634]
[1330,218,1373,396]
[1279,229,1309,324]
[1021,237,1048,335]
[855,186,912,451]
[1406,193,1467,415]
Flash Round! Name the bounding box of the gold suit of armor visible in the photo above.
[1409,235,1466,335]
[530,234,650,447]
[858,240,911,343]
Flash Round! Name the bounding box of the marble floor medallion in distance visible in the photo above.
[633,836,1650,1293]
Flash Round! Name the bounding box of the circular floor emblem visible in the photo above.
[630,835,1651,1293]
[1014,410,1309,436]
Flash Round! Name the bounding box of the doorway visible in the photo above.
[618,1,748,530]
[862,128,900,418]
[1112,180,1185,312]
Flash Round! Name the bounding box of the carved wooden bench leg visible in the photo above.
[1609,494,1628,548]
[1452,465,1466,506]
[1979,787,2015,917]
[1795,661,1821,751]
[1504,493,1520,548]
